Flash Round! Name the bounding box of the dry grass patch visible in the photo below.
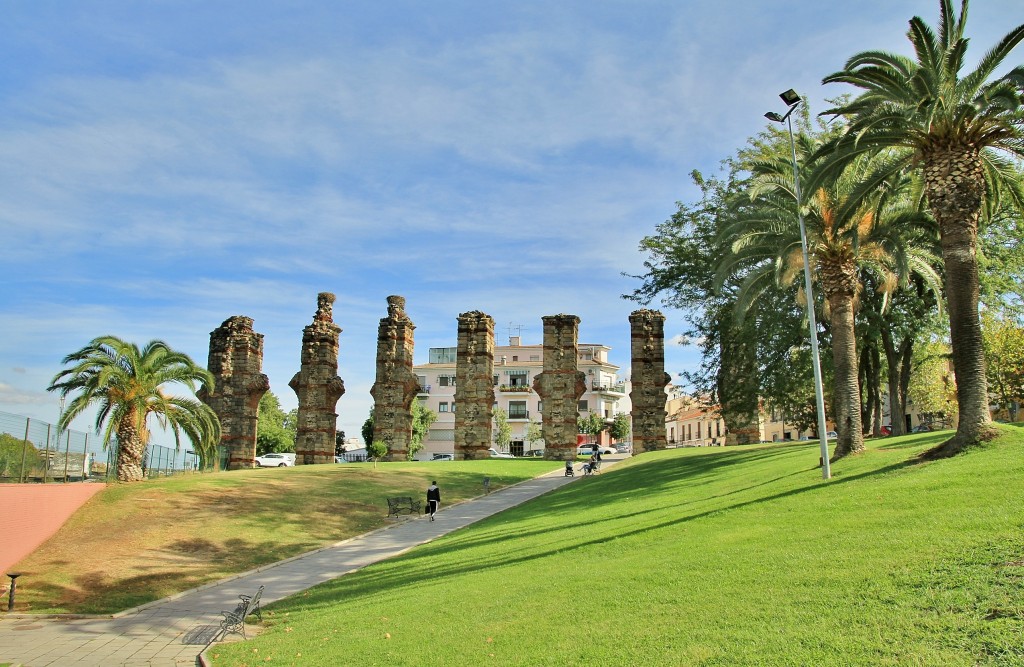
[12,459,557,614]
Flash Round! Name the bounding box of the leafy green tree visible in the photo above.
[525,418,543,450]
[48,336,220,481]
[0,433,42,479]
[361,409,374,450]
[367,440,387,468]
[256,391,295,456]
[908,338,958,425]
[819,0,1024,455]
[982,310,1024,421]
[609,412,631,442]
[492,407,511,451]
[577,412,605,442]
[335,430,347,457]
[410,401,438,459]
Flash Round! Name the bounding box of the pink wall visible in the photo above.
[0,483,106,574]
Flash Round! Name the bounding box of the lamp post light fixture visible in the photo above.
[764,89,832,480]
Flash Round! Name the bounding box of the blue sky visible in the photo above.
[1,1,1019,444]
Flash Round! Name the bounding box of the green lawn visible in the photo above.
[13,459,558,614]
[208,427,1024,666]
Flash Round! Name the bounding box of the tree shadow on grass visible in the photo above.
[267,452,920,617]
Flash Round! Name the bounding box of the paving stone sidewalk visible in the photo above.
[0,459,617,666]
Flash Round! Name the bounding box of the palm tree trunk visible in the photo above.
[116,418,146,482]
[922,147,995,457]
[828,290,865,458]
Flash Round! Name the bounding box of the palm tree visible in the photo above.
[717,133,939,459]
[817,0,1024,456]
[48,336,221,482]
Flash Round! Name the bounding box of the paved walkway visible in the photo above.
[0,458,619,666]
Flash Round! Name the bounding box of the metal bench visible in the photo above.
[216,584,264,640]
[386,496,422,517]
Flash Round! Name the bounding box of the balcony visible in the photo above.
[507,410,530,420]
[590,382,627,395]
[417,384,431,395]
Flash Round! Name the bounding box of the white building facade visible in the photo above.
[413,336,631,459]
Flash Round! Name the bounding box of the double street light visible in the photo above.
[764,89,832,480]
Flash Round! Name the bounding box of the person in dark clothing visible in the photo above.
[426,481,441,521]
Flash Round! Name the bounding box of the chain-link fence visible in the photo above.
[0,410,207,483]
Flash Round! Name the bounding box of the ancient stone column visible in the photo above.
[289,293,346,465]
[199,316,270,470]
[454,311,495,460]
[532,314,586,461]
[629,309,671,454]
[370,296,419,461]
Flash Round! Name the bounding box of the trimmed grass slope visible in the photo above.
[210,427,1024,667]
[13,460,557,614]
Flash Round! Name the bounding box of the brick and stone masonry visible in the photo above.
[533,314,587,461]
[198,316,270,470]
[370,295,419,461]
[454,311,495,460]
[289,293,346,465]
[629,309,670,454]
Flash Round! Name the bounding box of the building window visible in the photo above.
[438,375,456,387]
[512,356,518,361]
[438,402,449,412]
[506,369,529,387]
[451,403,456,413]
[530,355,540,361]
[578,400,589,411]
[697,423,702,439]
[493,375,499,386]
[537,401,543,413]
[508,401,528,419]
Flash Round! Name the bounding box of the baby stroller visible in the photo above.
[564,460,575,477]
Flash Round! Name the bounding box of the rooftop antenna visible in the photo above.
[507,322,528,340]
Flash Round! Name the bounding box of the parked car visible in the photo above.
[880,425,893,436]
[488,448,514,459]
[255,452,295,467]
[576,444,615,456]
[825,431,837,440]
[912,423,932,433]
[615,442,632,454]
[523,449,544,457]
[431,453,454,461]
[334,456,347,463]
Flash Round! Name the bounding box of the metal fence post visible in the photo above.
[43,423,52,483]
[63,430,71,482]
[19,418,30,483]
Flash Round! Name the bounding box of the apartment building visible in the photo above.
[413,336,631,458]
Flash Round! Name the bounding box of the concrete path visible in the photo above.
[0,458,619,666]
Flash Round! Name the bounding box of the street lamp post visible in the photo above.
[765,89,831,480]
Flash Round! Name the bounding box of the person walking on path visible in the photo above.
[426,481,441,521]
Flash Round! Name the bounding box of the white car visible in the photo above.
[431,453,454,461]
[255,452,295,467]
[488,448,514,459]
[577,444,615,456]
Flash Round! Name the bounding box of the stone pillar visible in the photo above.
[289,293,346,465]
[629,309,671,454]
[532,314,586,461]
[454,311,495,460]
[370,296,419,461]
[199,316,270,470]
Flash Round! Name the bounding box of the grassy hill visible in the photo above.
[207,427,1024,666]
[13,459,558,614]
